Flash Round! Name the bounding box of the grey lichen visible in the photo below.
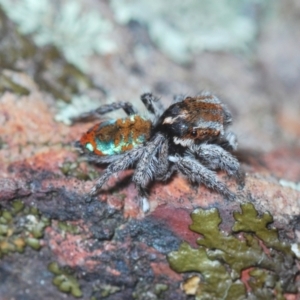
[0,0,115,70]
[279,179,300,192]
[55,95,102,125]
[110,0,271,63]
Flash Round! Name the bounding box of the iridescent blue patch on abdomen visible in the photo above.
[95,132,147,155]
[95,139,117,156]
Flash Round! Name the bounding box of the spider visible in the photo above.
[73,92,240,211]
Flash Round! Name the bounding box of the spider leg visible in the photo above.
[132,134,165,194]
[154,139,168,176]
[154,139,176,181]
[71,101,138,123]
[172,94,186,103]
[190,143,240,177]
[169,155,236,200]
[141,93,164,120]
[156,164,177,181]
[218,131,238,151]
[131,135,170,213]
[79,151,124,164]
[89,146,145,198]
[221,103,233,127]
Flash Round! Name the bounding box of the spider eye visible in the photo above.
[191,129,197,136]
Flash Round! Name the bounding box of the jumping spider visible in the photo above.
[73,92,240,211]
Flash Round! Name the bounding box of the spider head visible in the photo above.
[159,95,230,147]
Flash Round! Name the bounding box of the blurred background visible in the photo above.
[1,0,300,152]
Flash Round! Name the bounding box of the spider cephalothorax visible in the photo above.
[73,93,240,210]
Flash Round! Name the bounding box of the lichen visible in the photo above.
[0,0,115,71]
[279,179,300,192]
[91,283,121,299]
[57,220,81,236]
[168,203,299,299]
[0,6,106,110]
[54,95,105,125]
[0,200,50,258]
[0,72,30,96]
[60,160,99,181]
[132,280,169,300]
[110,0,271,63]
[48,261,82,298]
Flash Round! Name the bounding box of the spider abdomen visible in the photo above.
[79,115,151,156]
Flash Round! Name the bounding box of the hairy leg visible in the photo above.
[221,103,233,126]
[190,143,240,176]
[76,149,124,164]
[132,134,166,194]
[154,139,170,180]
[153,139,178,181]
[218,131,238,151]
[172,94,186,103]
[71,101,138,123]
[89,146,145,197]
[156,164,177,181]
[169,155,236,200]
[141,93,164,121]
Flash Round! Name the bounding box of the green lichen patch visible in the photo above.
[48,262,82,298]
[168,203,299,300]
[91,283,121,299]
[60,160,99,181]
[232,203,291,254]
[0,72,30,96]
[91,281,168,300]
[154,283,168,296]
[132,280,169,300]
[0,200,50,258]
[57,220,82,236]
[169,242,245,299]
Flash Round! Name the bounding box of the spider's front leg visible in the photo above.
[87,146,145,201]
[132,134,166,191]
[190,143,240,177]
[217,131,238,151]
[131,134,167,211]
[169,155,236,201]
[141,93,164,121]
[71,101,138,123]
[153,138,178,182]
[172,94,186,104]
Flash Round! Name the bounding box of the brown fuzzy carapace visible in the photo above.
[184,96,224,123]
[161,94,229,143]
[182,96,224,139]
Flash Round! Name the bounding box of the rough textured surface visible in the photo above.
[168,203,298,299]
[0,1,300,299]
